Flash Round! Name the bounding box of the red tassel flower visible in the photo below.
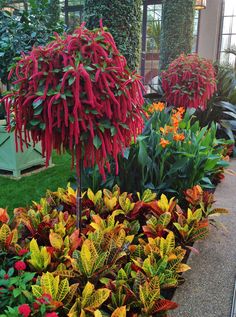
[162,54,217,110]
[2,23,144,179]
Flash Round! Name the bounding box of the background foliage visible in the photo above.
[160,0,195,70]
[83,0,142,70]
[194,64,236,143]
[0,0,63,86]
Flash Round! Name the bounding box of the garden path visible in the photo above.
[169,159,236,317]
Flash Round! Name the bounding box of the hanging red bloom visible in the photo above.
[162,54,216,110]
[2,23,144,179]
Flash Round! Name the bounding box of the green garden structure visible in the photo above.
[0,123,45,178]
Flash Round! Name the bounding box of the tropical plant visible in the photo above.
[225,45,236,71]
[88,105,231,196]
[0,249,35,312]
[0,183,225,316]
[161,54,217,109]
[147,20,161,53]
[2,23,144,179]
[32,272,70,306]
[194,64,236,143]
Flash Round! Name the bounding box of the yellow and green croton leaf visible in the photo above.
[68,282,111,316]
[28,238,51,271]
[32,271,70,302]
[0,223,18,250]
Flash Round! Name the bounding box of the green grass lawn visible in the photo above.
[0,152,75,212]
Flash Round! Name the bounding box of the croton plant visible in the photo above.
[0,184,227,316]
[1,23,144,178]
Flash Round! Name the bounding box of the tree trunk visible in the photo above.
[83,0,142,70]
[160,0,195,71]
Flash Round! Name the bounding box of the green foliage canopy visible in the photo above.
[0,0,64,86]
[83,0,142,70]
[160,0,195,70]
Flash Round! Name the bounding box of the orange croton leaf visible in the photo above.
[185,185,203,205]
[0,208,9,223]
[70,229,83,252]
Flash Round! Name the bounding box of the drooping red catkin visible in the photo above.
[162,54,216,110]
[1,23,144,177]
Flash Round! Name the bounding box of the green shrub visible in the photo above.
[0,7,64,86]
[83,0,142,70]
[194,64,236,143]
[160,0,195,70]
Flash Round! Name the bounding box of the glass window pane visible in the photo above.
[229,53,236,65]
[219,0,236,67]
[224,0,236,16]
[231,35,236,46]
[220,52,229,64]
[223,16,233,33]
[232,17,236,33]
[221,34,230,50]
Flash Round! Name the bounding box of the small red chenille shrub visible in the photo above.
[162,54,216,109]
[2,23,144,178]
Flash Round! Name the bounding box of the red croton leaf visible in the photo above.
[153,299,178,313]
[0,208,9,223]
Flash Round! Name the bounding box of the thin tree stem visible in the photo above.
[76,159,83,233]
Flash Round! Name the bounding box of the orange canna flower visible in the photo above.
[171,117,179,131]
[166,125,174,133]
[173,133,185,141]
[155,102,165,112]
[148,102,165,113]
[160,127,166,134]
[160,138,170,148]
[177,107,185,115]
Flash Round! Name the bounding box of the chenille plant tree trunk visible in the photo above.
[83,0,142,70]
[160,0,195,71]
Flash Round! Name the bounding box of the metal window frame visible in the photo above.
[141,0,162,81]
[141,0,201,85]
[217,0,236,63]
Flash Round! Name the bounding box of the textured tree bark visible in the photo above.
[160,0,195,71]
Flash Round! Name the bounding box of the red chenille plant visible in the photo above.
[2,23,144,179]
[161,54,217,109]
